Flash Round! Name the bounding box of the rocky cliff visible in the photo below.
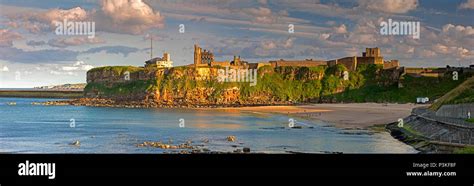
[82,64,413,107]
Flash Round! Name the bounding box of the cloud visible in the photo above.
[0,65,9,72]
[358,0,418,14]
[258,0,268,5]
[30,61,95,76]
[0,46,79,63]
[333,24,348,34]
[442,24,474,37]
[243,7,275,24]
[60,61,94,71]
[3,1,165,35]
[460,0,474,9]
[96,0,165,34]
[47,37,105,48]
[26,40,47,47]
[241,37,297,58]
[0,29,23,47]
[41,7,89,24]
[84,46,140,57]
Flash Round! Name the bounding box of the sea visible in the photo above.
[0,97,417,153]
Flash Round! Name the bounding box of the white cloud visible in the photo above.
[358,0,418,14]
[460,0,474,9]
[442,24,474,36]
[0,65,9,72]
[96,0,165,34]
[333,24,348,34]
[41,7,88,24]
[3,1,165,35]
[61,61,94,71]
[46,61,93,76]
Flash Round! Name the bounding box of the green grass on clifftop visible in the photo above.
[454,147,474,154]
[333,72,468,103]
[88,66,143,75]
[430,76,474,110]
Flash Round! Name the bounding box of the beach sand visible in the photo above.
[210,103,422,129]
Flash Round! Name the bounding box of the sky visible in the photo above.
[0,0,473,88]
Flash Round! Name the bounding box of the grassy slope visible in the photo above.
[333,73,466,103]
[430,76,474,110]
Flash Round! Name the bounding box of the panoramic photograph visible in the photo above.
[0,0,473,184]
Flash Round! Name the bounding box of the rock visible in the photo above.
[233,149,242,153]
[71,140,80,146]
[138,141,194,149]
[243,147,250,153]
[226,135,237,142]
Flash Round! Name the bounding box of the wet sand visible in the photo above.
[211,103,422,129]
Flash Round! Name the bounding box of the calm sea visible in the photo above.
[0,97,417,153]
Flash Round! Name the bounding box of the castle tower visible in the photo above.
[233,55,241,66]
[194,44,202,67]
[163,52,170,62]
[364,47,381,57]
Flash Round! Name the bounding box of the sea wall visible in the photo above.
[436,104,474,119]
[403,115,474,145]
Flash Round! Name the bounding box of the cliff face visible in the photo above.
[84,64,402,107]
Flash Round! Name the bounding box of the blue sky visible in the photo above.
[0,0,473,88]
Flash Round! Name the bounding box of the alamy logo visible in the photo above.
[54,19,95,38]
[380,19,420,39]
[217,67,257,86]
[18,160,56,179]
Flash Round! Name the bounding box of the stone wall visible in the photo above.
[335,56,357,71]
[357,56,383,65]
[403,115,474,145]
[383,60,399,69]
[269,60,327,68]
[436,104,474,119]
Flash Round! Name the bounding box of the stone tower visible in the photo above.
[364,47,381,57]
[163,52,170,62]
[194,44,202,67]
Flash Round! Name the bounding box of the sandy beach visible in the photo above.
[211,103,422,129]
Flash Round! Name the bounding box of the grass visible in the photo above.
[88,66,143,75]
[430,76,474,110]
[454,147,474,154]
[333,71,466,103]
[402,124,423,137]
[466,118,474,123]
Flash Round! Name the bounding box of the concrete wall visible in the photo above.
[436,103,474,119]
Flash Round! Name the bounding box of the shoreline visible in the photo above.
[0,90,83,99]
[206,103,421,129]
[33,98,420,129]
